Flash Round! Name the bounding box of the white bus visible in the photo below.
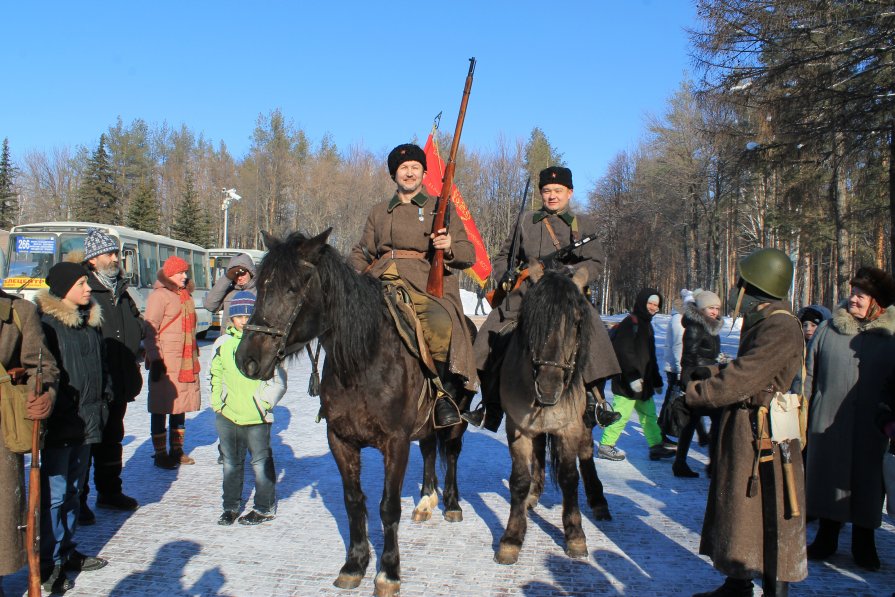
[206,247,265,330]
[2,222,213,336]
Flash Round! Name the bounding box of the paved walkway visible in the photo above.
[4,331,894,596]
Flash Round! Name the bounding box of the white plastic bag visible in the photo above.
[769,391,801,444]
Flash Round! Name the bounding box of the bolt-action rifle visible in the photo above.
[24,350,43,596]
[426,57,476,298]
[486,178,530,308]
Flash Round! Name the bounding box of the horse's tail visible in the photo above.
[545,433,561,489]
[435,428,463,472]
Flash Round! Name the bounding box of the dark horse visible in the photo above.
[495,263,611,565]
[235,229,470,597]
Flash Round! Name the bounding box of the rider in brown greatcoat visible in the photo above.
[348,143,477,427]
[467,166,619,431]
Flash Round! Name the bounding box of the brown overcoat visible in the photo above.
[474,209,619,384]
[0,291,59,575]
[144,274,201,414]
[686,302,806,582]
[348,191,478,391]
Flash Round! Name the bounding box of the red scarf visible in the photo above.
[177,288,200,383]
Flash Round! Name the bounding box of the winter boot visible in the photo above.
[152,432,179,469]
[852,525,880,571]
[692,576,754,597]
[433,362,462,428]
[169,428,195,465]
[462,367,504,432]
[807,518,841,560]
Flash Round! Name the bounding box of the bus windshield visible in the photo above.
[4,233,87,287]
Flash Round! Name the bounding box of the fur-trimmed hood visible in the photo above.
[682,301,724,336]
[35,289,102,329]
[830,300,895,336]
[155,270,196,294]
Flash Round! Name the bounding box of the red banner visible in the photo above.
[422,134,492,287]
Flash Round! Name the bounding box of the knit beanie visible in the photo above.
[47,262,89,298]
[680,288,695,305]
[228,291,256,317]
[83,228,119,261]
[694,290,722,310]
[162,255,190,278]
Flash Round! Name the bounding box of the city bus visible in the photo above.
[2,222,213,336]
[206,247,265,330]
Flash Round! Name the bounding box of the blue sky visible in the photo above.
[2,1,697,193]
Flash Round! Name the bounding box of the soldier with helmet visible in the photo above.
[686,248,806,597]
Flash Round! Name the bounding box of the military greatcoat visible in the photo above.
[348,191,478,391]
[686,302,806,582]
[474,208,619,384]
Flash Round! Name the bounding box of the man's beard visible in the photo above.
[97,264,120,278]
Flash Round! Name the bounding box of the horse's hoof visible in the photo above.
[333,573,364,590]
[411,509,432,523]
[592,505,612,521]
[443,509,463,523]
[565,538,588,559]
[412,492,437,523]
[373,571,400,597]
[494,543,520,565]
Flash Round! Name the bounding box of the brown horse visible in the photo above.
[495,263,611,565]
[235,229,470,597]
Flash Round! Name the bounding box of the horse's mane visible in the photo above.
[518,268,592,379]
[261,231,384,377]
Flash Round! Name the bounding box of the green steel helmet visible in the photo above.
[738,248,794,299]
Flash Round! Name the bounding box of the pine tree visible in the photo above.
[126,178,161,234]
[171,172,207,245]
[0,138,18,228]
[76,134,120,223]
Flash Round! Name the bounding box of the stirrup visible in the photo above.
[460,406,485,427]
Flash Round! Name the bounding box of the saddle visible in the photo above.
[381,280,451,413]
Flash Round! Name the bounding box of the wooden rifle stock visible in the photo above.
[25,350,42,597]
[426,57,476,298]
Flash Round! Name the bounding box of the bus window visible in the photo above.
[191,251,208,289]
[138,240,158,286]
[122,245,139,287]
[6,235,56,279]
[60,234,87,263]
[159,245,176,267]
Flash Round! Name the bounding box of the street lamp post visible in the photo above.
[221,188,241,248]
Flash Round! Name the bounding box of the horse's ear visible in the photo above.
[305,227,333,259]
[571,266,589,291]
[528,260,544,283]
[261,230,280,250]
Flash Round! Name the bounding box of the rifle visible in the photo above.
[426,57,476,298]
[486,178,531,308]
[25,350,42,596]
[540,232,600,269]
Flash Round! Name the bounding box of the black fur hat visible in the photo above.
[539,166,573,190]
[850,266,895,307]
[387,144,426,178]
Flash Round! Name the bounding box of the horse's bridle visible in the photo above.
[243,265,316,359]
[530,325,580,386]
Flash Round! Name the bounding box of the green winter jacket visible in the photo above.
[210,326,287,425]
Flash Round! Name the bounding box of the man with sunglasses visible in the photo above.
[204,254,257,332]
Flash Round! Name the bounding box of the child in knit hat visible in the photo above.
[210,290,287,526]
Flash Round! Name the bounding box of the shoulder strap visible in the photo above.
[542,218,562,252]
[767,309,807,397]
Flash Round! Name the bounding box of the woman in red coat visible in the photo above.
[144,256,201,469]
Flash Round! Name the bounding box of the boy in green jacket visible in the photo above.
[211,291,287,526]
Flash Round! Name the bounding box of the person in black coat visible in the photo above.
[35,262,110,592]
[78,228,145,518]
[673,290,723,478]
[597,288,675,461]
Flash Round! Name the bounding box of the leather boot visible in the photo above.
[852,524,880,571]
[807,518,841,560]
[692,576,754,597]
[152,432,179,469]
[169,428,195,465]
[433,362,462,428]
[761,579,788,596]
[461,368,504,431]
[583,390,598,428]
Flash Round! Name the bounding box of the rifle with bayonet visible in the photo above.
[486,178,530,308]
[25,350,43,596]
[426,57,476,298]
